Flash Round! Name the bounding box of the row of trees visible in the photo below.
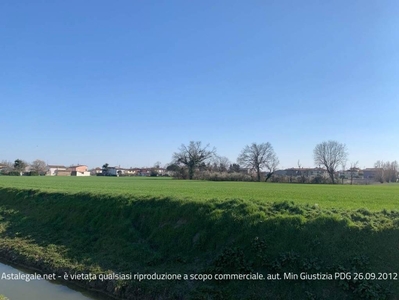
[171,141,280,182]
[374,160,398,183]
[1,159,47,175]
[170,140,356,184]
[3,141,396,183]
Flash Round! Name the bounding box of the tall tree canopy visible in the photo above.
[13,159,27,175]
[237,142,278,182]
[313,140,348,184]
[173,141,216,180]
[30,159,47,175]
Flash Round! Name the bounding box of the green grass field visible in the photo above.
[0,177,398,299]
[0,176,398,211]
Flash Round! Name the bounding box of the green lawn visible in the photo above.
[0,176,398,211]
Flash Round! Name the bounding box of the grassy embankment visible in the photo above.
[0,177,398,299]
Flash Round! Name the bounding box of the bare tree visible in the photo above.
[313,140,348,184]
[349,161,359,185]
[212,156,231,173]
[173,141,216,180]
[237,142,278,182]
[153,161,162,169]
[389,161,399,182]
[340,162,347,184]
[374,160,384,183]
[0,160,13,174]
[265,152,279,182]
[374,160,398,183]
[297,160,306,183]
[30,159,47,175]
[383,161,398,183]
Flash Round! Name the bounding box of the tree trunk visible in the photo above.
[330,173,335,184]
[188,166,194,180]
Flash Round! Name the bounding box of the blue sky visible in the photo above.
[1,0,398,169]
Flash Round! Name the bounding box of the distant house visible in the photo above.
[119,168,150,176]
[308,167,329,178]
[102,166,128,176]
[363,168,380,179]
[153,168,166,176]
[137,169,151,176]
[99,166,166,177]
[124,168,138,175]
[69,165,90,176]
[47,165,68,176]
[69,165,88,172]
[90,167,103,175]
[56,170,72,176]
[363,168,383,180]
[273,170,287,176]
[338,168,363,179]
[104,167,119,176]
[277,167,328,179]
[284,168,300,177]
[104,167,169,177]
[284,168,311,177]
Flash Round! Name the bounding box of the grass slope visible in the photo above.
[0,178,398,299]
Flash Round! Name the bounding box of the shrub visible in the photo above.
[8,171,21,176]
[311,176,327,184]
[25,171,39,176]
[193,171,254,181]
